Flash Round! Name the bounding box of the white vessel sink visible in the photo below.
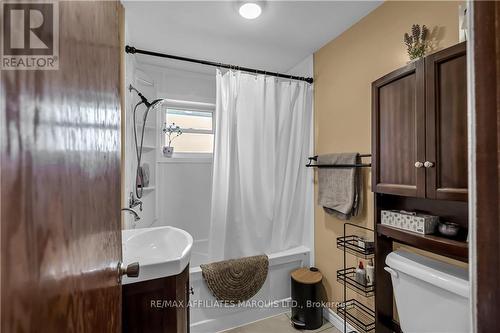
[122,226,193,284]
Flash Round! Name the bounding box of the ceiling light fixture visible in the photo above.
[239,2,262,20]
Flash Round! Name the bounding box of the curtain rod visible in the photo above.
[125,45,314,84]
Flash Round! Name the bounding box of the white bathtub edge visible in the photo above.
[189,246,311,333]
[189,245,311,277]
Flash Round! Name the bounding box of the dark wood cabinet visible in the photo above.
[372,42,468,202]
[373,42,469,333]
[372,60,426,197]
[425,42,468,201]
[122,266,190,333]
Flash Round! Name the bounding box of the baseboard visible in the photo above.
[194,305,356,333]
[323,307,357,333]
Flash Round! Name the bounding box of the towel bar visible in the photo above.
[306,154,371,168]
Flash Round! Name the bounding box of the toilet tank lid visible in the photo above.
[386,250,469,298]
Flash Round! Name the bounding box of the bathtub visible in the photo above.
[189,245,311,333]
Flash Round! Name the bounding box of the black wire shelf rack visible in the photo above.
[337,267,375,297]
[336,299,375,333]
[336,235,375,259]
[338,223,375,333]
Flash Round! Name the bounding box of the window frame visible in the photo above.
[159,98,216,160]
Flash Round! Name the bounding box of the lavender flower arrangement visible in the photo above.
[404,24,429,60]
[163,123,182,146]
[162,123,182,157]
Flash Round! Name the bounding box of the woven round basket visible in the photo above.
[200,255,269,303]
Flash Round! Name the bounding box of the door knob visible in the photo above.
[118,261,140,282]
[414,161,424,168]
[424,161,435,168]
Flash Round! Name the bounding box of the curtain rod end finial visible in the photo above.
[125,45,136,54]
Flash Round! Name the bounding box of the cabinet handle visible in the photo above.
[424,161,435,168]
[414,161,424,168]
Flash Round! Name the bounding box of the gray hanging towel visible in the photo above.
[317,153,362,220]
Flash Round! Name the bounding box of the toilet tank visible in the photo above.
[385,250,470,333]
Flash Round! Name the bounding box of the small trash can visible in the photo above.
[290,267,323,330]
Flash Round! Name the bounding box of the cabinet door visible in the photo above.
[176,267,190,333]
[425,42,468,201]
[372,60,426,197]
[122,267,190,333]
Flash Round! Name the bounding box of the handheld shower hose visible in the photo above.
[129,84,164,200]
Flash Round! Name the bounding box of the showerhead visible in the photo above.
[128,84,164,109]
[149,99,164,109]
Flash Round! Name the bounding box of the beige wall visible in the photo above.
[313,1,464,308]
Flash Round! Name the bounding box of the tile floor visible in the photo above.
[222,313,341,333]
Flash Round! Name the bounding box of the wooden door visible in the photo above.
[1,1,123,332]
[372,60,426,197]
[474,1,500,330]
[425,42,468,201]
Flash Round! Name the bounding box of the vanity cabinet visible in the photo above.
[122,266,190,333]
[372,42,467,201]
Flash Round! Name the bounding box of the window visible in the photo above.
[165,105,214,154]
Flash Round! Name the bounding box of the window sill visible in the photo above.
[158,153,213,164]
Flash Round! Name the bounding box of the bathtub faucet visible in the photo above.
[128,192,143,211]
[121,208,140,222]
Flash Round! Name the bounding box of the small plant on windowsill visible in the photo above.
[162,123,182,157]
[404,24,430,61]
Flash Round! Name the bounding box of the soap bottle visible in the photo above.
[355,261,366,285]
[366,259,375,286]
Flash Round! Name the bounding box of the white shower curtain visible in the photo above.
[208,69,313,261]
